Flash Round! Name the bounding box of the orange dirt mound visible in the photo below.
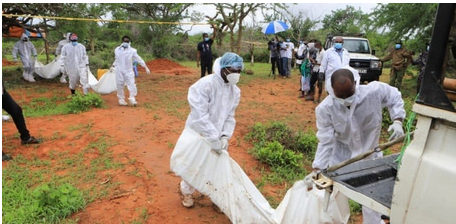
[138,58,195,76]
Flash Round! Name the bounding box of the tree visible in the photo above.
[322,5,369,35]
[109,3,194,58]
[371,3,438,45]
[206,3,265,54]
[286,10,318,42]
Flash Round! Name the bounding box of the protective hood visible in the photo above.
[21,33,29,41]
[66,32,72,41]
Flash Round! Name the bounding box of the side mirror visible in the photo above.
[372,50,376,55]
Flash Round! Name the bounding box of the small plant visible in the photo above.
[32,183,86,221]
[65,92,104,114]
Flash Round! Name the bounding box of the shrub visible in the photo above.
[65,92,104,114]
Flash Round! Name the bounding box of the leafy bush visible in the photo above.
[32,183,86,221]
[253,141,304,172]
[245,121,318,154]
[65,92,104,114]
[246,121,318,183]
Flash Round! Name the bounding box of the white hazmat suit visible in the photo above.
[59,39,89,94]
[12,33,38,82]
[55,32,72,83]
[113,44,149,105]
[313,67,405,224]
[179,55,241,197]
[320,46,350,96]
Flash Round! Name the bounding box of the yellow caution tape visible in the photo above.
[2,13,210,26]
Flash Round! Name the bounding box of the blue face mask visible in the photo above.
[286,39,290,42]
[72,42,78,46]
[395,44,401,49]
[204,37,210,42]
[334,43,343,50]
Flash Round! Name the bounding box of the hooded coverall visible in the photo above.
[55,33,72,83]
[180,57,241,195]
[12,33,38,82]
[113,45,147,102]
[313,74,405,224]
[60,42,89,94]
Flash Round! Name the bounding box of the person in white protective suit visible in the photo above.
[178,52,244,208]
[55,32,72,83]
[304,67,406,224]
[113,35,150,106]
[319,36,350,96]
[59,33,90,95]
[12,33,38,82]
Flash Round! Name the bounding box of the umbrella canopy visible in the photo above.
[262,21,289,35]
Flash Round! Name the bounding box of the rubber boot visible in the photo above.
[70,89,76,95]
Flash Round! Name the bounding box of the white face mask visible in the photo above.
[335,94,355,107]
[122,42,130,48]
[227,73,240,85]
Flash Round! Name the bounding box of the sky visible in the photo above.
[181,3,379,35]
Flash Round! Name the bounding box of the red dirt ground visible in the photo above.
[2,58,364,223]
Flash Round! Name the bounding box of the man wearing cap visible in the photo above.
[60,33,90,95]
[12,33,38,82]
[196,27,216,78]
[379,41,413,90]
[173,52,244,208]
[55,32,72,83]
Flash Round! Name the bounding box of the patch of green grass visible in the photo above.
[2,134,124,223]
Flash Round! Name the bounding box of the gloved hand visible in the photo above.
[388,120,404,141]
[211,139,223,155]
[220,136,228,151]
[304,170,320,191]
[145,67,151,75]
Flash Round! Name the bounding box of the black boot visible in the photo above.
[70,89,75,95]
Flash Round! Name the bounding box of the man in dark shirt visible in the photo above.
[197,29,216,78]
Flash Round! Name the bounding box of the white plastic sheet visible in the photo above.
[88,68,117,95]
[34,57,61,79]
[170,128,350,224]
[273,181,350,224]
[170,128,276,224]
[34,57,117,95]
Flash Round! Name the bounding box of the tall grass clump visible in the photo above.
[245,121,318,184]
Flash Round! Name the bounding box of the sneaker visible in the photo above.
[2,152,12,161]
[21,136,40,145]
[60,76,67,83]
[2,115,10,121]
[118,99,128,106]
[181,194,194,208]
[128,97,137,106]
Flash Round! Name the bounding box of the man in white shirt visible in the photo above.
[285,36,295,78]
[319,36,350,96]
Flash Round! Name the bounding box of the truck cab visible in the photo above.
[324,34,382,83]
